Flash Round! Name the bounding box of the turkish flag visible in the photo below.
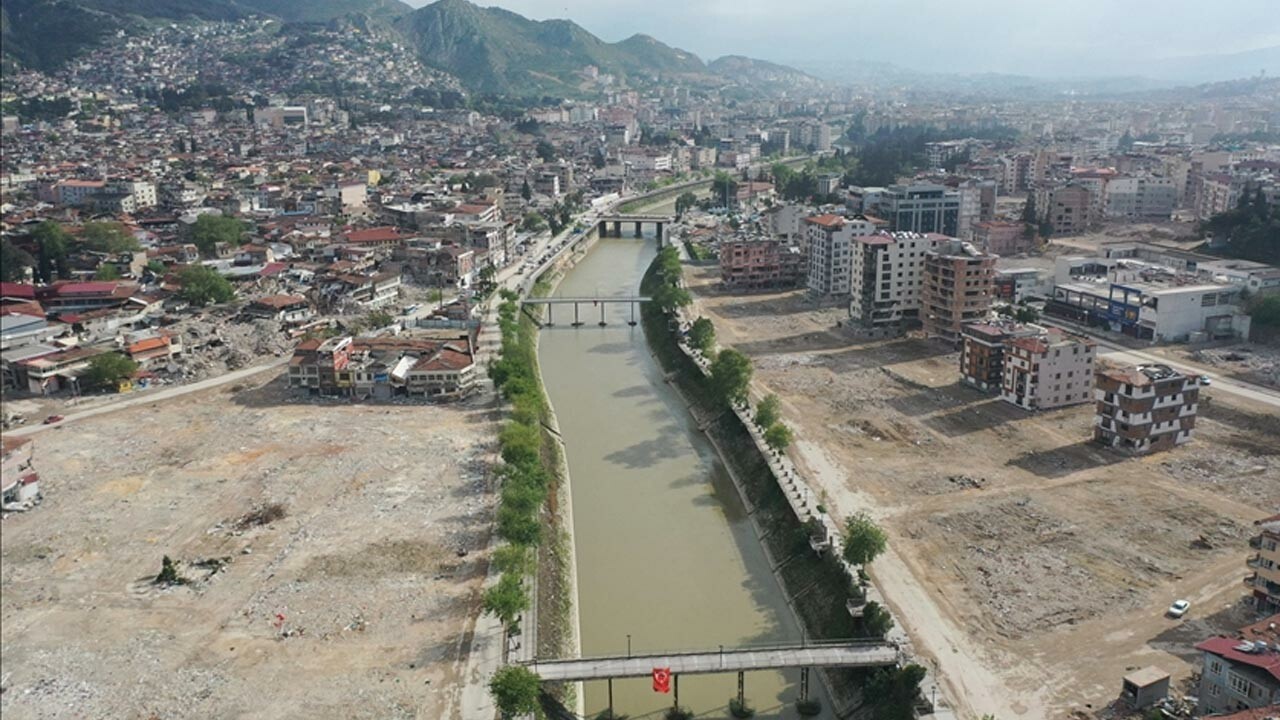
[652,667,671,694]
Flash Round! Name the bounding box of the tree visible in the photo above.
[94,263,120,280]
[535,140,556,162]
[521,212,546,232]
[32,221,71,282]
[146,260,167,276]
[82,221,139,254]
[674,191,698,218]
[1245,294,1280,327]
[711,172,738,208]
[652,282,691,313]
[488,665,542,718]
[764,422,793,452]
[862,600,894,637]
[687,317,715,354]
[178,265,235,306]
[482,572,529,628]
[1014,306,1040,323]
[521,179,532,201]
[842,511,888,567]
[81,352,138,391]
[709,348,753,405]
[190,214,246,257]
[492,544,535,576]
[753,394,781,429]
[864,664,926,720]
[1,239,35,281]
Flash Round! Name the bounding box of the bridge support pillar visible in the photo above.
[634,221,643,238]
[737,671,745,707]
[599,301,607,326]
[607,678,614,716]
[612,221,622,237]
[656,222,664,245]
[673,674,679,709]
[799,667,810,702]
[546,303,554,327]
[572,302,582,327]
[629,301,637,327]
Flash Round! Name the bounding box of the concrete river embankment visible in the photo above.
[537,224,828,717]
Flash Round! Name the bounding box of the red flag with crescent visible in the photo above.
[652,667,671,694]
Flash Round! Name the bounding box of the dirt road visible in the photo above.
[684,269,1278,718]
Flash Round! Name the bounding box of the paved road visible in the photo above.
[4,357,289,438]
[1040,321,1280,411]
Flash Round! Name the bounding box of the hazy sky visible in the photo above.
[407,0,1280,78]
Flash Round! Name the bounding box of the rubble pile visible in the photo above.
[1192,344,1280,388]
[171,318,292,380]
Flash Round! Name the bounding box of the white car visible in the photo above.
[1167,599,1191,618]
[1199,376,1212,386]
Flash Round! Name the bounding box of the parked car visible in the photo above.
[1167,599,1191,618]
[43,415,64,425]
[1199,376,1212,386]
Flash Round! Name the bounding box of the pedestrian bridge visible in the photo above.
[521,295,652,326]
[594,213,675,240]
[519,640,899,682]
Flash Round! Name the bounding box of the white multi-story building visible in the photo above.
[1001,329,1097,410]
[848,231,943,332]
[1105,176,1176,219]
[805,214,876,296]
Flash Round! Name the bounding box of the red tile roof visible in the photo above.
[804,214,844,229]
[1195,636,1280,682]
[343,226,404,243]
[0,282,36,300]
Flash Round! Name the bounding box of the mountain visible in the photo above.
[397,0,706,94]
[1128,45,1280,84]
[709,55,823,91]
[235,0,411,24]
[0,0,413,71]
[1,0,245,70]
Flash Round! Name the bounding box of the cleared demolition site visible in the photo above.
[0,371,497,719]
[684,265,1280,718]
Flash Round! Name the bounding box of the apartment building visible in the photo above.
[921,239,997,344]
[971,220,1035,256]
[1001,329,1096,410]
[1093,364,1199,455]
[1194,613,1280,716]
[959,321,1044,392]
[805,214,875,296]
[1035,184,1092,235]
[1246,515,1280,614]
[848,231,942,334]
[1105,176,1177,219]
[288,334,476,400]
[720,237,804,290]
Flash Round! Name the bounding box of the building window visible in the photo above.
[1228,672,1250,695]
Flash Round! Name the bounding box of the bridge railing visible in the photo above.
[523,637,897,664]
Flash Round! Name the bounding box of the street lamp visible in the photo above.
[627,634,632,658]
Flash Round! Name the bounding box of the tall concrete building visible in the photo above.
[1035,184,1092,235]
[921,239,997,344]
[881,183,963,236]
[1105,176,1177,219]
[805,214,876,297]
[1246,515,1280,614]
[848,231,942,335]
[1001,329,1097,410]
[1093,364,1199,455]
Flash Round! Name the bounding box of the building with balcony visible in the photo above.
[1001,328,1096,410]
[1194,613,1280,716]
[848,231,943,335]
[720,237,804,290]
[1246,515,1280,614]
[288,334,476,400]
[921,239,997,345]
[959,321,1044,392]
[1093,364,1199,455]
[805,214,876,297]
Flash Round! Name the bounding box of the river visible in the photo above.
[538,219,822,718]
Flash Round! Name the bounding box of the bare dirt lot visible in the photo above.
[1,372,498,720]
[685,265,1280,719]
